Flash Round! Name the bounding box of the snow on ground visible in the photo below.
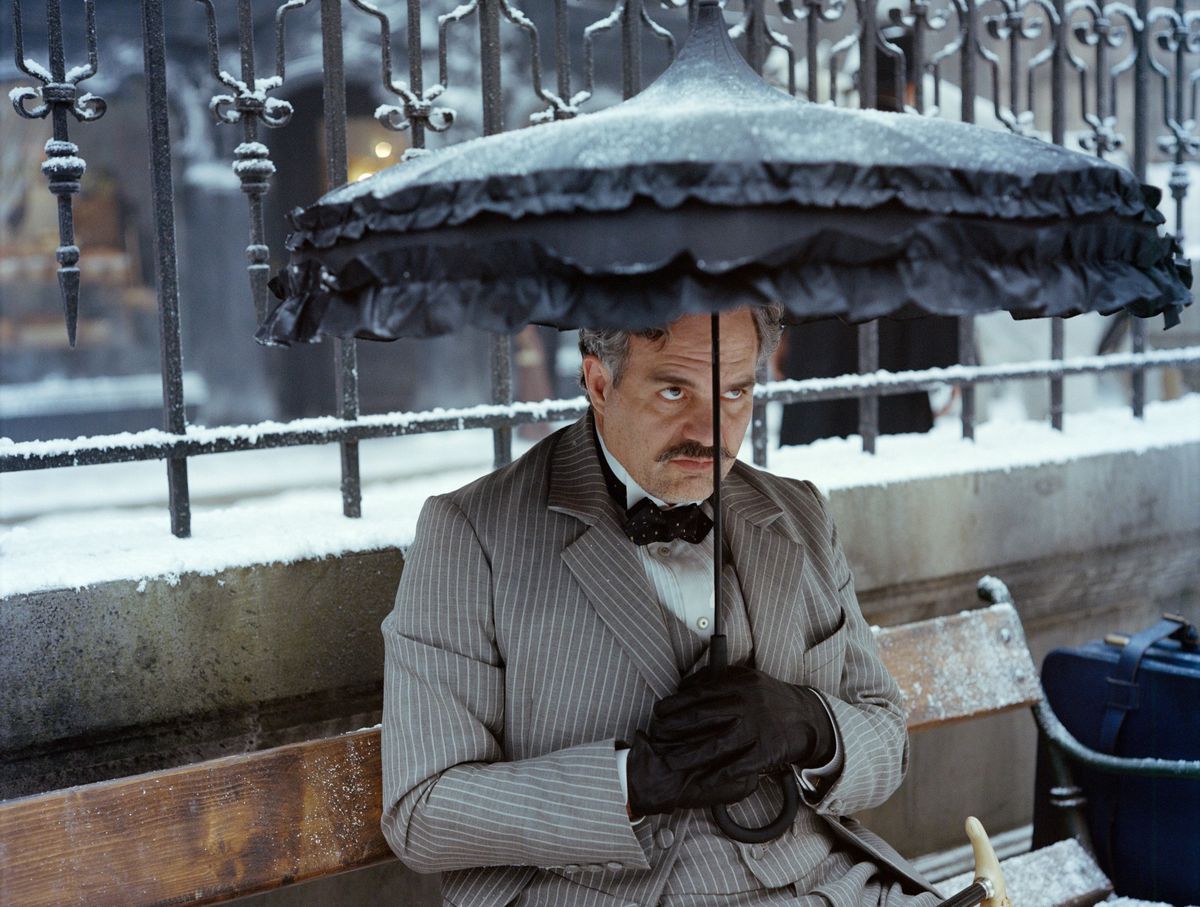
[1,396,1197,598]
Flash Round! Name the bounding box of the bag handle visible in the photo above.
[1097,613,1197,755]
[1093,613,1196,871]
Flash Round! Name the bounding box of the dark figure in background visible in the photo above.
[778,26,960,447]
[777,316,960,445]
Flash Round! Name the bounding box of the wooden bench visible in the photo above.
[0,592,1115,907]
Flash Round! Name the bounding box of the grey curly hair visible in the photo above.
[578,303,785,388]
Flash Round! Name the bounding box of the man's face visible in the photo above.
[584,310,759,504]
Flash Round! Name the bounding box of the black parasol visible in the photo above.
[260,5,1189,344]
[258,0,1191,849]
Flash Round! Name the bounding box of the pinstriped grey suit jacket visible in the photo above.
[381,415,936,906]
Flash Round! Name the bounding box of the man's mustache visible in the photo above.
[656,441,736,462]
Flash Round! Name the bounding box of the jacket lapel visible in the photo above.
[722,465,811,684]
[546,419,816,696]
[549,417,680,700]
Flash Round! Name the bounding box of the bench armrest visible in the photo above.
[1033,700,1200,780]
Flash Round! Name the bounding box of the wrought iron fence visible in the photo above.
[2,0,1198,539]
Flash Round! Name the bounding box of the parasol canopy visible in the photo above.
[258,1,1191,347]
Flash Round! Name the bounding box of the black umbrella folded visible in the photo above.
[259,1,1190,346]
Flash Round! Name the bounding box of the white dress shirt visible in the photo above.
[596,431,717,642]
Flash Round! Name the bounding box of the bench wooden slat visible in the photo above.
[0,604,1043,906]
[0,729,390,906]
[877,603,1042,731]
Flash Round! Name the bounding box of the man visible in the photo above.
[381,306,941,907]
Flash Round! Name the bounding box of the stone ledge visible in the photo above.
[1,551,402,799]
[828,440,1198,592]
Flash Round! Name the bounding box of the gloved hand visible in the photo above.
[626,729,760,817]
[648,665,835,780]
[626,666,836,817]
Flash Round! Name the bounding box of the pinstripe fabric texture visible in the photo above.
[381,415,939,907]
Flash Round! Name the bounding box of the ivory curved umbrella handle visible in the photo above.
[965,816,1011,907]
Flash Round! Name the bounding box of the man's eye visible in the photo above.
[659,387,684,401]
[722,388,746,400]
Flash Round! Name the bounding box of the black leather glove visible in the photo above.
[648,665,836,780]
[626,729,761,817]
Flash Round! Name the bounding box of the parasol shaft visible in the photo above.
[934,881,993,907]
[709,314,727,669]
[708,312,801,843]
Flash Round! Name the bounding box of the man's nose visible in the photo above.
[680,397,715,446]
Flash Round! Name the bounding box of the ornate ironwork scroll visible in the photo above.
[828,7,865,106]
[345,0,454,145]
[776,0,846,102]
[922,0,968,116]
[977,0,1060,133]
[885,0,954,114]
[10,0,106,347]
[1148,1,1200,245]
[1065,0,1142,156]
[193,0,310,322]
[575,0,677,108]
[731,0,795,88]
[1058,1,1143,416]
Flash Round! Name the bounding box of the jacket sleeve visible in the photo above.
[380,494,650,874]
[798,481,910,818]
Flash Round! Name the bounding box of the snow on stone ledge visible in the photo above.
[0,462,485,598]
[1,396,1196,598]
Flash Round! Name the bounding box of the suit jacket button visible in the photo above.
[564,864,581,874]
[748,844,767,860]
[655,828,675,849]
[605,861,624,871]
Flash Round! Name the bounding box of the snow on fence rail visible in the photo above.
[0,397,593,470]
[3,347,1198,473]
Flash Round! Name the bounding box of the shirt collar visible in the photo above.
[595,425,705,511]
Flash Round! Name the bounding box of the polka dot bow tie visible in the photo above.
[623,497,713,546]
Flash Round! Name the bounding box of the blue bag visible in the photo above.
[1033,614,1200,905]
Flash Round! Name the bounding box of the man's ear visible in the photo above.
[581,355,612,418]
